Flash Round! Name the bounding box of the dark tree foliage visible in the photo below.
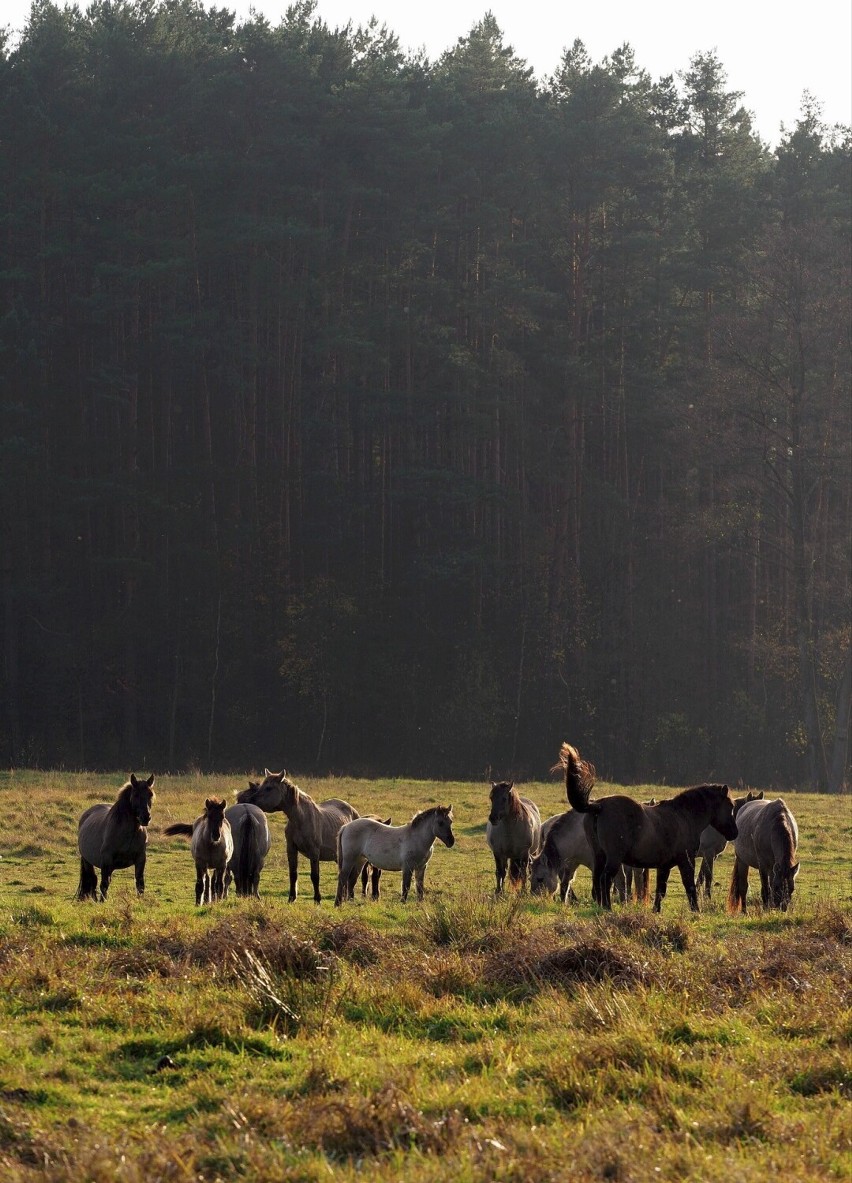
[1,1,849,786]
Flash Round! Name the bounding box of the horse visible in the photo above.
[76,773,155,901]
[530,812,629,903]
[486,781,542,894]
[236,769,359,903]
[164,798,234,905]
[224,802,271,898]
[335,806,455,905]
[696,790,764,897]
[556,742,738,912]
[727,797,799,913]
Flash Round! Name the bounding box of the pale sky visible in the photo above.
[1,0,850,145]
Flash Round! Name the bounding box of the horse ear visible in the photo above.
[792,862,800,877]
[130,773,139,788]
[757,790,765,799]
[508,781,514,789]
[146,774,155,788]
[264,768,272,778]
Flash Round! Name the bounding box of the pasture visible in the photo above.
[0,768,849,1182]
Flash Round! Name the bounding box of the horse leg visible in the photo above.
[613,866,627,905]
[99,864,114,901]
[77,858,98,901]
[360,862,369,896]
[759,868,771,907]
[195,863,205,906]
[286,835,299,903]
[414,865,426,901]
[134,852,146,896]
[591,851,608,907]
[371,866,381,900]
[401,866,413,903]
[334,862,349,907]
[494,855,507,896]
[697,854,713,898]
[346,862,360,901]
[677,855,700,912]
[309,857,322,904]
[653,864,673,913]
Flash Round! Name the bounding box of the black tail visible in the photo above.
[555,742,600,814]
[76,858,98,900]
[237,814,260,895]
[163,822,194,837]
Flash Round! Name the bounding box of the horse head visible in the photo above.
[771,862,800,911]
[236,769,293,813]
[530,853,558,896]
[205,797,227,841]
[710,785,738,840]
[488,781,515,824]
[128,773,155,826]
[436,805,455,847]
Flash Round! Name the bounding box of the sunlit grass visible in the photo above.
[0,769,849,1180]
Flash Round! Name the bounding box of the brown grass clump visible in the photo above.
[483,930,647,993]
[189,915,325,980]
[287,1082,465,1159]
[316,917,385,965]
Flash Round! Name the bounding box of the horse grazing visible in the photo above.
[77,773,155,901]
[486,781,542,894]
[164,798,234,905]
[557,742,738,912]
[696,790,764,897]
[335,806,455,905]
[728,797,799,913]
[531,811,629,903]
[237,769,359,903]
[224,803,271,898]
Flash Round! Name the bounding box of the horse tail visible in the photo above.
[555,742,600,813]
[727,861,744,913]
[237,813,258,894]
[76,858,97,900]
[163,823,194,837]
[638,867,650,905]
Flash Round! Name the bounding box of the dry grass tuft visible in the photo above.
[288,1082,466,1159]
[483,931,647,993]
[316,917,385,965]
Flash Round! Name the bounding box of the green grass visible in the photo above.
[0,768,849,1181]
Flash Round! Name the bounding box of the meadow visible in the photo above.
[0,768,849,1182]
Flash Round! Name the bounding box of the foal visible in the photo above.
[164,798,234,905]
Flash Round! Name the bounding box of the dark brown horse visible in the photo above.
[77,774,155,900]
[557,742,738,912]
[237,769,358,903]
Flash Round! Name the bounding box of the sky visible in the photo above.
[1,0,850,146]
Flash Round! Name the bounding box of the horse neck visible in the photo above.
[111,787,141,828]
[409,812,440,853]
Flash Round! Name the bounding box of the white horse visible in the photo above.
[335,806,455,905]
[530,811,628,903]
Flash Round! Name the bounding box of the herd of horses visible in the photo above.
[74,743,801,915]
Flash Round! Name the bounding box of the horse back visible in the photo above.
[738,798,797,869]
[596,796,693,867]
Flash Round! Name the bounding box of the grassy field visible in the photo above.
[0,768,849,1182]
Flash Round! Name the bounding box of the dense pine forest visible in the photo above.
[0,0,849,786]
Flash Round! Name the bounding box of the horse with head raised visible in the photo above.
[728,796,799,913]
[556,742,737,912]
[486,781,542,894]
[76,773,155,901]
[335,806,455,905]
[164,797,234,905]
[237,769,359,903]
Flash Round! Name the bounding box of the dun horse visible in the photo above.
[696,790,764,897]
[76,773,155,901]
[335,806,455,905]
[237,769,358,903]
[557,742,738,912]
[486,781,541,894]
[530,811,628,903]
[164,798,234,905]
[728,796,800,913]
[224,802,271,898]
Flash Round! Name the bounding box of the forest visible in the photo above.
[0,0,849,787]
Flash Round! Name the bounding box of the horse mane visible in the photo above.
[668,783,727,809]
[112,781,140,817]
[541,822,566,869]
[411,805,450,828]
[771,805,797,866]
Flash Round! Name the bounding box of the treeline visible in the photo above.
[1,0,850,786]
